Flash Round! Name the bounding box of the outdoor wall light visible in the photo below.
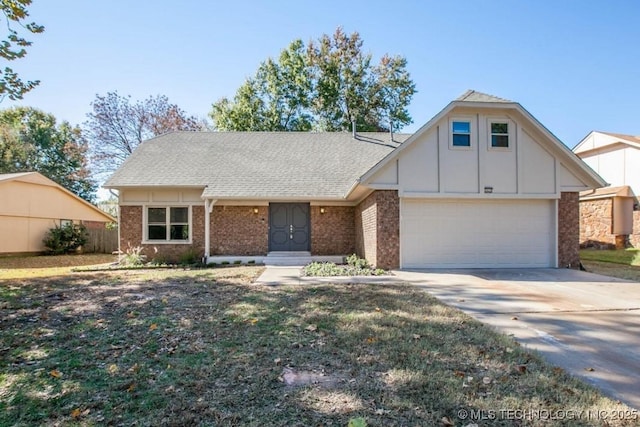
[484,186,493,194]
[320,207,326,214]
[253,207,259,214]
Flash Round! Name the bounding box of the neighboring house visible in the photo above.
[104,90,605,269]
[573,131,640,248]
[0,172,116,254]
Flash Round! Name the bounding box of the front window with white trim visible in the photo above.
[147,206,190,241]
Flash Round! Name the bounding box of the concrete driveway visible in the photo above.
[394,268,640,410]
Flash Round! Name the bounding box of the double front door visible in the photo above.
[269,203,310,252]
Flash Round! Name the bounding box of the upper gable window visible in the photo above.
[452,121,471,147]
[490,122,509,148]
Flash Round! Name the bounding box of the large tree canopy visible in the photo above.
[0,0,44,101]
[210,28,416,132]
[84,92,206,178]
[0,107,95,201]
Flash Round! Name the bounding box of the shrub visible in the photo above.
[42,223,88,255]
[119,246,146,266]
[346,253,369,269]
[178,248,200,266]
[303,256,389,277]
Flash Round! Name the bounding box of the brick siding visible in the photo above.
[81,220,109,229]
[579,198,615,249]
[310,206,355,255]
[210,205,268,255]
[558,192,580,268]
[631,211,640,248]
[355,190,399,269]
[119,205,205,263]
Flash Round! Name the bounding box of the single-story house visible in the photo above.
[573,131,640,248]
[0,172,116,254]
[104,90,605,269]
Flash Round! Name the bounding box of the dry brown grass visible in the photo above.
[1,267,637,426]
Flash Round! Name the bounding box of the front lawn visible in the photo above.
[0,254,117,280]
[580,249,640,282]
[1,267,636,426]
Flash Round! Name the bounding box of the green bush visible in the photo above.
[346,253,369,269]
[42,223,88,255]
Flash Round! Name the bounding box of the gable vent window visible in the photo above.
[452,121,471,147]
[490,122,509,148]
[147,207,190,242]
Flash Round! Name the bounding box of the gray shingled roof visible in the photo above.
[456,90,512,103]
[104,132,410,199]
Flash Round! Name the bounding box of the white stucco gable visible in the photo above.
[574,131,640,194]
[360,91,606,199]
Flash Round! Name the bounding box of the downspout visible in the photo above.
[109,189,122,262]
[203,198,216,263]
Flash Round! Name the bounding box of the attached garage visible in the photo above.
[400,199,555,268]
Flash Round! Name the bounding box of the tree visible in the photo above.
[210,28,416,132]
[84,92,207,178]
[211,40,313,131]
[0,107,96,201]
[0,0,44,101]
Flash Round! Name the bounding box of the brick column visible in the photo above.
[355,190,399,269]
[558,192,580,269]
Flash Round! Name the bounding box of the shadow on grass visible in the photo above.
[0,268,634,426]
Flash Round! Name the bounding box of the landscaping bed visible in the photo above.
[1,267,636,426]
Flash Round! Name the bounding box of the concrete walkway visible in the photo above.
[255,266,640,410]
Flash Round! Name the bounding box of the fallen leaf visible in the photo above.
[305,324,317,332]
[511,316,519,320]
[454,370,465,377]
[128,363,140,373]
[413,334,421,340]
[149,323,158,331]
[585,367,595,372]
[506,348,514,353]
[482,376,492,384]
[442,416,455,426]
[108,364,119,374]
[515,364,527,373]
[127,382,136,392]
[274,358,282,365]
[50,369,62,378]
[249,318,258,325]
[161,297,168,304]
[366,336,377,344]
[375,307,381,312]
[71,409,81,418]
[375,408,390,415]
[553,367,564,375]
[126,311,136,318]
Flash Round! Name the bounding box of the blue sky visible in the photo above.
[6,0,639,150]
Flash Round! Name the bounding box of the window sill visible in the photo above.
[142,240,192,245]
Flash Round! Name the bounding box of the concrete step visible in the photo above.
[264,253,345,266]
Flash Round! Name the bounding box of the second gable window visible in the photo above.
[490,122,509,148]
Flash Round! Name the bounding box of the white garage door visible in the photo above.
[400,199,555,268]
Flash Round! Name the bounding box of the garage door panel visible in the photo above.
[400,199,554,268]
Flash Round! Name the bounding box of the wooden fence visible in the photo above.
[84,227,118,254]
